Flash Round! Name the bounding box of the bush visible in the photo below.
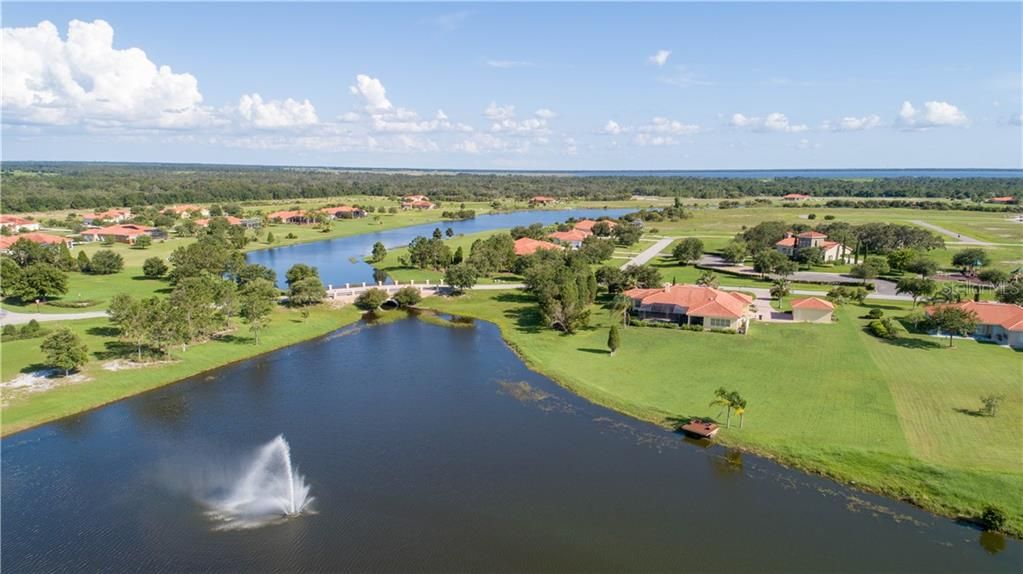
[980,505,1007,531]
[392,286,422,308]
[88,250,124,275]
[2,324,17,339]
[867,308,884,319]
[46,299,99,309]
[867,320,890,339]
[354,288,389,311]
[143,257,168,278]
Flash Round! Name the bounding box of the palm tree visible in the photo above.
[696,270,720,288]
[710,387,733,428]
[770,278,790,309]
[609,294,632,328]
[930,284,963,305]
[731,392,748,429]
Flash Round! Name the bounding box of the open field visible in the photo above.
[0,304,362,436]
[425,289,1023,533]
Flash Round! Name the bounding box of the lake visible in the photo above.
[246,208,634,288]
[2,315,1018,572]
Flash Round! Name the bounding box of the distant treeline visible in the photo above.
[2,162,1021,213]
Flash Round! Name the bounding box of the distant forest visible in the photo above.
[2,162,1021,213]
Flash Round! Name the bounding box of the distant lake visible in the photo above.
[2,315,1018,572]
[317,167,1023,179]
[246,208,634,288]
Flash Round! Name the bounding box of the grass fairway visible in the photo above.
[1,304,362,436]
[373,229,522,285]
[426,289,1023,533]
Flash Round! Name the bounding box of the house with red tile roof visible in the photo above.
[168,204,210,218]
[624,284,754,332]
[925,301,1023,349]
[195,216,244,227]
[83,209,132,224]
[513,237,563,256]
[402,194,430,203]
[321,205,365,219]
[573,219,617,234]
[401,199,436,210]
[0,232,74,252]
[775,231,848,262]
[548,228,591,248]
[781,193,812,201]
[81,224,161,244]
[791,297,835,323]
[0,215,40,232]
[529,195,557,206]
[989,196,1016,204]
[267,210,312,224]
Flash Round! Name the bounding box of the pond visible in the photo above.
[2,315,1018,572]
[245,208,634,287]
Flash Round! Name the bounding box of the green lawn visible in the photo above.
[373,229,523,285]
[1,304,362,435]
[425,289,1023,534]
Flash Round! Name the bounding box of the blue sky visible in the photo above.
[2,2,1021,169]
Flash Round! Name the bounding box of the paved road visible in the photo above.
[696,254,899,296]
[911,220,987,245]
[620,238,673,269]
[0,309,108,326]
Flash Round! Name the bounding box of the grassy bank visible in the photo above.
[425,289,1023,535]
[1,305,362,436]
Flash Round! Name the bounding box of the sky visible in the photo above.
[2,2,1021,170]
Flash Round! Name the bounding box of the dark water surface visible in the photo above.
[2,317,1019,572]
[246,208,633,288]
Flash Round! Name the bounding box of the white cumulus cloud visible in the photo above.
[237,94,318,129]
[484,102,516,121]
[730,112,808,133]
[897,100,969,129]
[603,120,623,135]
[2,19,210,128]
[648,49,671,67]
[349,74,393,112]
[823,114,882,132]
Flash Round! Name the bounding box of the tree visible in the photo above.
[905,256,939,278]
[578,234,616,263]
[710,387,734,428]
[88,250,124,275]
[370,241,388,263]
[238,278,278,344]
[266,231,276,244]
[143,257,168,278]
[133,234,152,249]
[721,241,748,264]
[444,263,478,293]
[76,250,91,273]
[827,286,868,306]
[285,263,319,287]
[445,228,454,238]
[392,286,422,307]
[354,287,389,311]
[612,222,643,246]
[887,248,919,271]
[792,246,825,268]
[607,325,620,356]
[7,263,68,302]
[770,278,790,309]
[609,293,632,327]
[288,276,325,306]
[978,268,1009,286]
[591,221,614,237]
[895,277,935,307]
[979,394,1005,417]
[696,270,720,288]
[407,236,452,270]
[0,257,23,297]
[108,294,155,361]
[927,305,979,347]
[468,234,516,275]
[752,250,787,278]
[998,277,1023,305]
[672,238,704,266]
[864,255,891,275]
[432,227,443,240]
[452,245,464,265]
[40,327,89,376]
[930,284,964,304]
[849,261,879,284]
[6,238,53,267]
[168,235,244,283]
[980,506,1007,532]
[236,263,277,286]
[730,391,748,429]
[951,248,990,276]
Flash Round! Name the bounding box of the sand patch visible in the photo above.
[1,369,90,404]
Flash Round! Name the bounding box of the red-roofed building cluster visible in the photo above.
[624,284,754,332]
[775,231,848,262]
[925,301,1023,349]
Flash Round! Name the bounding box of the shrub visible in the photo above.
[392,286,422,308]
[88,250,124,275]
[2,324,17,339]
[354,288,389,311]
[867,308,884,319]
[867,320,890,339]
[980,506,1007,531]
[143,257,168,278]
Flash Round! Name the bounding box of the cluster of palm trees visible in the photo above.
[710,387,748,429]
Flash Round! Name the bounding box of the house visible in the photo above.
[0,232,74,252]
[168,204,209,218]
[925,301,1023,349]
[267,210,311,224]
[83,209,132,224]
[548,229,591,249]
[0,215,40,232]
[781,193,812,201]
[989,196,1016,204]
[401,199,436,210]
[791,297,835,323]
[573,219,617,234]
[81,224,162,244]
[513,237,563,256]
[194,216,245,227]
[320,206,365,219]
[775,231,848,262]
[402,194,430,203]
[624,284,754,332]
[529,196,558,206]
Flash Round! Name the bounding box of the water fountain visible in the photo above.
[203,435,313,528]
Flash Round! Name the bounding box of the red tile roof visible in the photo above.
[624,284,753,319]
[0,215,35,226]
[548,229,591,243]
[402,200,435,209]
[320,205,360,216]
[195,216,244,227]
[82,224,152,237]
[782,193,812,199]
[926,301,1023,332]
[573,219,617,232]
[402,195,429,202]
[87,209,131,220]
[0,232,72,250]
[268,210,306,221]
[513,237,563,256]
[169,204,202,213]
[775,236,797,247]
[990,196,1015,203]
[792,297,835,311]
[531,195,556,202]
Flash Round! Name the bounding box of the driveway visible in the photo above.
[911,220,988,245]
[620,238,673,269]
[0,309,108,326]
[696,254,899,295]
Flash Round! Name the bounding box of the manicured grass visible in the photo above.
[373,229,523,285]
[0,304,363,436]
[425,289,1023,534]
